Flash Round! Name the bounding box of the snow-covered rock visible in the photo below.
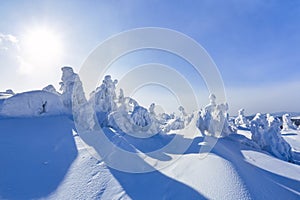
[250,113,293,162]
[0,90,64,117]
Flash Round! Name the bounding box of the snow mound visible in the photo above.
[0,90,64,117]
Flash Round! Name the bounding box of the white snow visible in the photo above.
[1,67,300,199]
[0,90,64,117]
[1,115,300,199]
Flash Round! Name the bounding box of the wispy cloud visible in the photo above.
[0,33,19,50]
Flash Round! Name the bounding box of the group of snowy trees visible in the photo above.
[249,113,293,161]
[232,109,298,162]
[2,66,297,162]
[50,66,238,138]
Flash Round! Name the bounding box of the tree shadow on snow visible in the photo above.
[0,116,77,200]
[108,161,207,200]
[185,134,300,199]
[102,128,207,199]
[106,128,300,199]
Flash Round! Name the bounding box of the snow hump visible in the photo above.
[0,90,64,117]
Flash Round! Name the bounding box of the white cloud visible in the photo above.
[0,33,19,51]
[0,33,18,44]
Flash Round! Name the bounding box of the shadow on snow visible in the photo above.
[0,116,77,200]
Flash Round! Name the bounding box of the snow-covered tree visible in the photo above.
[59,66,87,111]
[131,106,151,127]
[162,106,194,132]
[282,113,297,131]
[235,108,250,128]
[43,85,60,96]
[197,94,235,137]
[5,89,14,95]
[250,113,293,162]
[90,75,118,113]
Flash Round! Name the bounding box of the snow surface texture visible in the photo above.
[1,115,300,199]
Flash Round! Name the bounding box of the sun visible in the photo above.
[22,27,63,64]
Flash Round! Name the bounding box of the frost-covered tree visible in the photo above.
[282,114,297,131]
[131,106,151,127]
[162,106,194,132]
[250,113,293,162]
[235,108,250,128]
[197,94,235,137]
[5,89,14,95]
[43,84,60,96]
[90,75,118,113]
[59,66,87,111]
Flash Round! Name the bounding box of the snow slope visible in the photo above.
[1,115,300,199]
[0,116,77,200]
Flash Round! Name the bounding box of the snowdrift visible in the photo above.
[0,90,64,117]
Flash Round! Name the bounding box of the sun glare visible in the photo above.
[22,27,63,64]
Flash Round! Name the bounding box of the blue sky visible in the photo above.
[0,0,299,114]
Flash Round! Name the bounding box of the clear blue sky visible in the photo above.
[0,0,299,114]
